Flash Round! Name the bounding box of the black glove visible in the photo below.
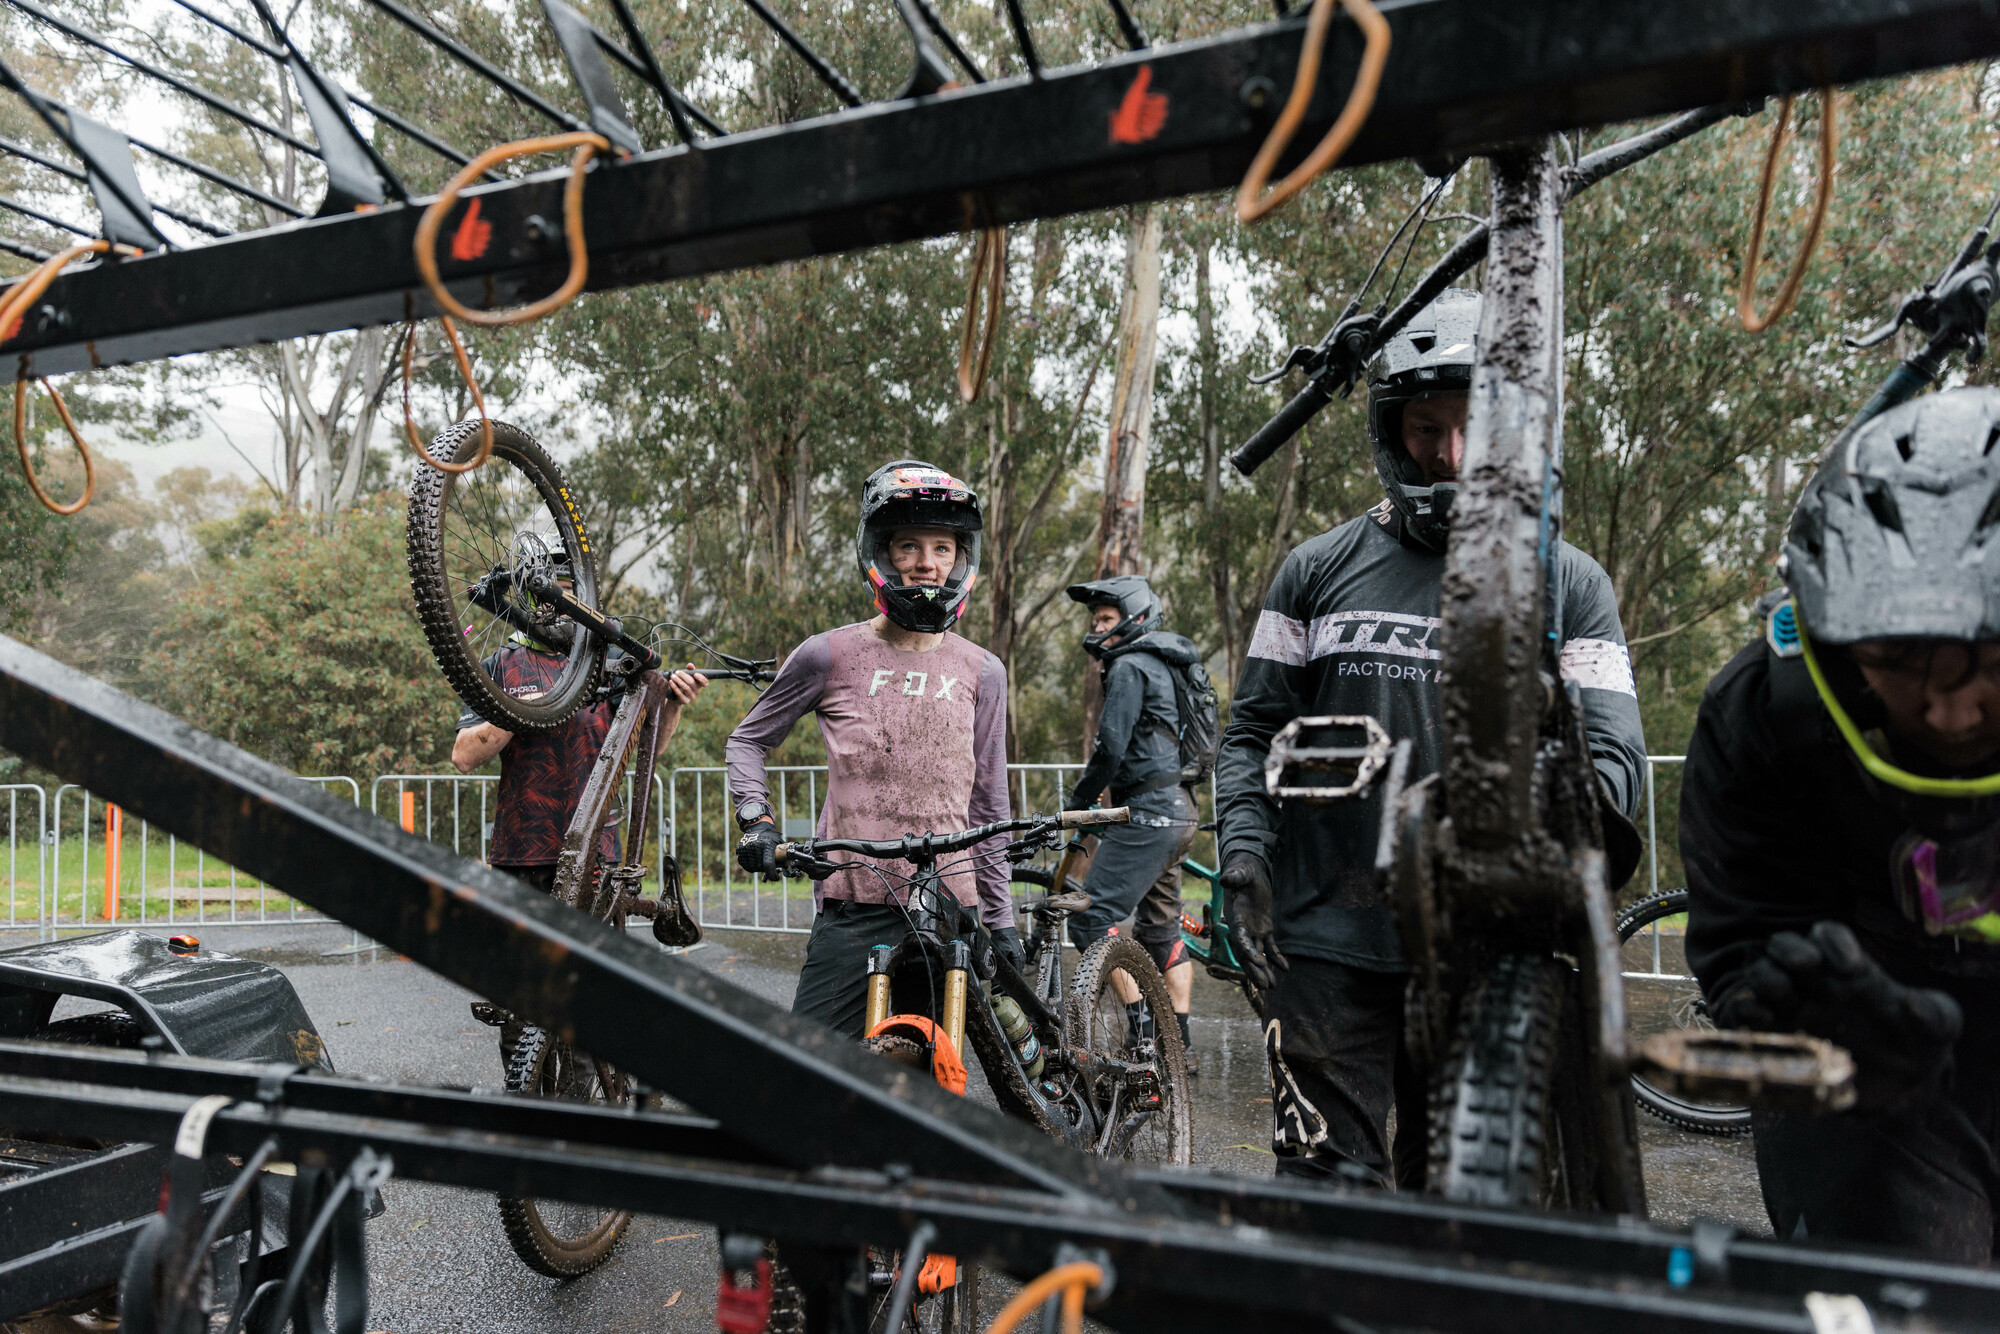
[735,821,780,877]
[1714,920,1962,1115]
[991,926,1027,977]
[1222,851,1286,992]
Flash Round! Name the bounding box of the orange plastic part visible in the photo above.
[865,1014,968,1095]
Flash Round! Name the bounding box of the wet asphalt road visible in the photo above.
[45,921,1770,1332]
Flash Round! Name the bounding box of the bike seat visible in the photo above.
[1038,890,1091,915]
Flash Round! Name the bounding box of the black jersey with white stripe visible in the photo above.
[1215,503,1647,971]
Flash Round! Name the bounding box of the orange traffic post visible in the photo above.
[400,790,417,834]
[102,802,122,921]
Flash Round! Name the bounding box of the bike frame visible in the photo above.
[780,812,1154,1156]
[1377,141,1645,1212]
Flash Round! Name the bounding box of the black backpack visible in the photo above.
[1138,647,1221,785]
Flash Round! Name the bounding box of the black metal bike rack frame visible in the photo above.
[5,0,2000,375]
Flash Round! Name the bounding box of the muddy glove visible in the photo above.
[991,926,1027,977]
[735,821,780,877]
[1222,851,1286,992]
[1719,921,1962,1115]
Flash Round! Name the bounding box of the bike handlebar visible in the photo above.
[776,808,1129,868]
[1230,380,1333,475]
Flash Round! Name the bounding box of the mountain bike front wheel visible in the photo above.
[1067,937,1193,1166]
[407,419,602,733]
[1428,953,1596,1210]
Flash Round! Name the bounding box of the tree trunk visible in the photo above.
[1195,242,1241,679]
[332,327,388,512]
[1084,206,1163,746]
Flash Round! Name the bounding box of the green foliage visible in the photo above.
[141,499,462,778]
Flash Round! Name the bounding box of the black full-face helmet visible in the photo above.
[856,460,984,634]
[1781,388,2000,938]
[1065,574,1161,659]
[1367,287,1481,551]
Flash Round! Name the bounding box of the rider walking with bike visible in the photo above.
[451,536,709,895]
[728,461,1022,1038]
[1215,289,1647,1188]
[1063,575,1209,1074]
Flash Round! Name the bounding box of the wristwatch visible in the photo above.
[735,799,773,830]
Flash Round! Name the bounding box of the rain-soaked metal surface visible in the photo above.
[0,929,332,1069]
[12,1037,2000,1332]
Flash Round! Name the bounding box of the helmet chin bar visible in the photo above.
[1796,603,2000,798]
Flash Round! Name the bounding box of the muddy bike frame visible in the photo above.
[1367,143,1645,1212]
[773,809,1149,1154]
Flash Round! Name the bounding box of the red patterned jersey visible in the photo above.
[458,645,620,867]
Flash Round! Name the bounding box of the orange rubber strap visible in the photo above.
[1739,90,1838,334]
[1236,0,1390,224]
[1,240,138,516]
[957,226,1005,404]
[413,132,610,328]
[865,1014,968,1095]
[12,377,95,515]
[402,317,494,474]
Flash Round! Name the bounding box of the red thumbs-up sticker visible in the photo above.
[1110,65,1168,145]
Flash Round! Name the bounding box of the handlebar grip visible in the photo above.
[1231,381,1333,476]
[1060,806,1130,829]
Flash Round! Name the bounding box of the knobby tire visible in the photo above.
[1616,888,1752,1136]
[1067,936,1194,1166]
[407,419,602,734]
[496,1026,631,1277]
[1427,953,1594,1209]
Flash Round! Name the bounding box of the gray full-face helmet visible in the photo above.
[1066,574,1162,659]
[1367,287,1481,551]
[1780,387,2000,933]
[1784,388,2000,648]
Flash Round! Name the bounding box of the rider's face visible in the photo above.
[1853,639,2000,769]
[1090,605,1122,645]
[888,528,959,587]
[1402,392,1469,485]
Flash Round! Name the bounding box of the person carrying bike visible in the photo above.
[727,461,1021,1039]
[1214,288,1647,1188]
[451,535,709,895]
[1064,575,1208,1073]
[1683,388,2000,1262]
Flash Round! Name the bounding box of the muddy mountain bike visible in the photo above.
[771,808,1190,1333]
[405,417,775,1277]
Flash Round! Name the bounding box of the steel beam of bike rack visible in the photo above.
[7,1044,2000,1333]
[6,0,2000,375]
[0,635,1135,1209]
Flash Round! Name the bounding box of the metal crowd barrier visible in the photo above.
[3,759,1691,939]
[3,778,360,939]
